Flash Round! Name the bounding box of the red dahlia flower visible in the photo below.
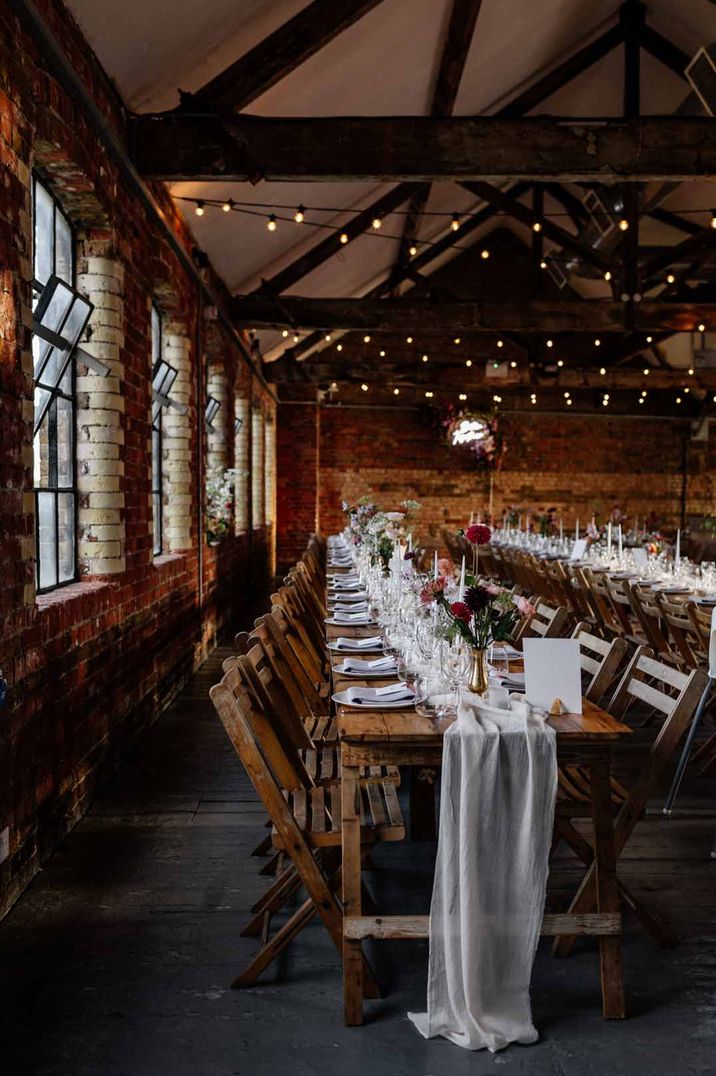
[465,523,492,546]
[450,601,473,625]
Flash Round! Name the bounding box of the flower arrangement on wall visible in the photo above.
[205,467,241,542]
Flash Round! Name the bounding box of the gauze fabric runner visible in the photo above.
[409,693,557,1052]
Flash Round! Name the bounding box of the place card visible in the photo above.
[523,637,583,715]
[570,538,588,561]
[632,547,648,568]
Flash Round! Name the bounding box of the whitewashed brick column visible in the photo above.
[76,255,126,575]
[264,415,276,526]
[251,407,265,530]
[162,323,193,551]
[206,361,227,475]
[234,395,249,533]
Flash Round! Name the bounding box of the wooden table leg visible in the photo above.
[342,756,364,1025]
[590,755,625,1019]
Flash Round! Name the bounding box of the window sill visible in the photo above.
[36,578,116,613]
[153,552,186,569]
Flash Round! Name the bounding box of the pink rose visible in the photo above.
[515,595,536,618]
[437,557,453,578]
[465,524,492,546]
[485,582,504,596]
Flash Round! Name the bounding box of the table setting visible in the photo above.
[326,524,630,1043]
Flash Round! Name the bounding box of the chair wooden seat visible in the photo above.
[276,780,405,849]
[299,743,400,786]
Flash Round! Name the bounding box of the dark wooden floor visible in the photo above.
[1,641,716,1076]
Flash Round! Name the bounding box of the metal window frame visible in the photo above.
[151,303,164,556]
[205,395,221,427]
[32,175,79,595]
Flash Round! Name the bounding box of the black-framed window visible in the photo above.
[32,175,77,593]
[151,304,163,556]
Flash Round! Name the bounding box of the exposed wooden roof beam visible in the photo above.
[460,180,610,271]
[233,295,716,333]
[640,24,690,80]
[184,0,389,112]
[391,1,483,283]
[133,115,716,182]
[251,183,423,296]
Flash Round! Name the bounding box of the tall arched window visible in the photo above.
[251,407,265,530]
[32,176,77,592]
[150,303,163,555]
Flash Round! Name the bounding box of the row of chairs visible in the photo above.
[210,536,405,990]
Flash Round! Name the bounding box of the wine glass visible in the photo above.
[439,638,471,717]
[489,640,510,682]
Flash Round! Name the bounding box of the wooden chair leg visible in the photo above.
[617,880,678,949]
[232,897,317,988]
[250,832,274,857]
[242,869,302,937]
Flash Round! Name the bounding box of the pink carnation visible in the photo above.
[420,577,446,605]
[465,523,492,546]
[437,557,453,578]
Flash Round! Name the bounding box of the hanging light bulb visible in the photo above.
[698,323,706,333]
[324,334,332,342]
[480,248,490,259]
[294,205,305,223]
[336,343,343,352]
[557,359,564,367]
[292,334,299,343]
[372,216,382,230]
[379,350,386,357]
[409,241,418,256]
[267,213,277,231]
[539,259,548,270]
[422,354,429,363]
[393,387,400,396]
[666,273,675,284]
[195,200,205,216]
[646,335,653,343]
[546,339,553,348]
[454,337,461,345]
[618,218,629,231]
[361,383,368,391]
[604,270,612,281]
[282,329,289,338]
[594,338,601,347]
[711,211,716,230]
[425,390,434,399]
[599,367,606,376]
[497,339,504,348]
[532,220,542,232]
[339,231,349,244]
[222,198,233,213]
[459,393,467,401]
[451,213,460,232]
[465,359,472,367]
[406,336,413,344]
[363,335,371,343]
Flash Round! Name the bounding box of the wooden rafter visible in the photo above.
[232,295,716,333]
[184,0,389,112]
[133,115,716,182]
[390,0,483,284]
[252,183,423,296]
[460,181,610,272]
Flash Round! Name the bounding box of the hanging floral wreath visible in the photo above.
[442,407,505,471]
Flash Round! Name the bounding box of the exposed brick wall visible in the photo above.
[311,405,713,543]
[0,0,275,917]
[276,402,320,571]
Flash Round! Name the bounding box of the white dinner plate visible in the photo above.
[332,687,416,710]
[324,617,377,626]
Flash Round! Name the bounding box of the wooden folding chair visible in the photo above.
[553,651,709,955]
[515,598,570,643]
[210,674,404,989]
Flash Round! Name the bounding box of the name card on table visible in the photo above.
[523,638,583,715]
[632,547,648,568]
[570,538,588,561]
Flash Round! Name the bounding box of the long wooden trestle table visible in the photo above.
[325,597,631,1027]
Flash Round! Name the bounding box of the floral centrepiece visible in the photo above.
[343,497,422,571]
[205,467,241,542]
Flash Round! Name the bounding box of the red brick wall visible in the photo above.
[317,405,713,540]
[276,402,320,570]
[0,0,275,916]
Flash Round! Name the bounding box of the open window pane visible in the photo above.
[151,303,163,556]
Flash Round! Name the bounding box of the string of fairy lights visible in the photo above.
[176,193,716,285]
[178,193,716,413]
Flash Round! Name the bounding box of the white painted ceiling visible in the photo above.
[65,0,716,358]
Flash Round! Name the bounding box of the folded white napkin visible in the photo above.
[330,581,364,591]
[333,601,368,612]
[335,636,383,650]
[341,656,397,674]
[345,683,414,705]
[333,611,373,623]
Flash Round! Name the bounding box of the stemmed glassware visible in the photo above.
[439,638,471,717]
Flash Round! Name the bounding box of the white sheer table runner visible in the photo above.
[409,695,557,1052]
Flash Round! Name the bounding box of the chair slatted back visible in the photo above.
[241,641,314,754]
[571,622,630,703]
[658,595,706,669]
[629,583,684,663]
[517,599,570,641]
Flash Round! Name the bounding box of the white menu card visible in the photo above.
[523,637,583,715]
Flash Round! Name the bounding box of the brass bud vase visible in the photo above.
[467,647,489,695]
